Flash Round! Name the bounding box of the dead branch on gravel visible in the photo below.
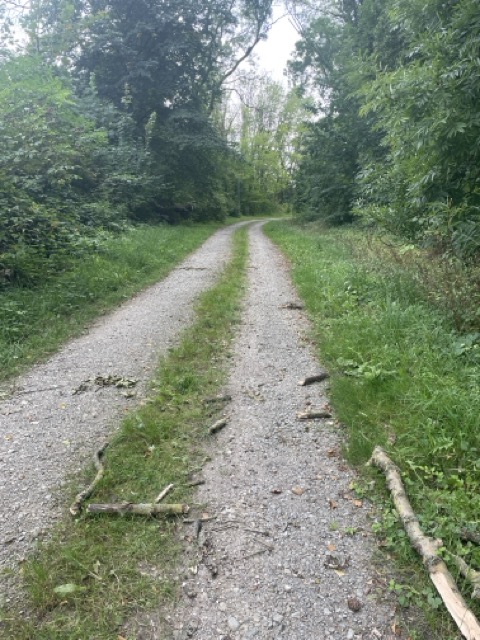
[155,484,174,503]
[296,409,332,420]
[298,372,330,386]
[209,417,228,434]
[70,443,109,517]
[368,446,480,640]
[451,555,480,600]
[87,502,189,516]
[279,301,304,310]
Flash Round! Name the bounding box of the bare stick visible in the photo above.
[70,443,109,517]
[297,410,332,420]
[186,479,206,487]
[87,502,189,516]
[298,372,330,386]
[452,555,480,600]
[368,446,480,640]
[155,484,174,504]
[209,418,228,434]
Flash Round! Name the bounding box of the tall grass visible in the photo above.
[266,220,480,637]
[0,223,220,383]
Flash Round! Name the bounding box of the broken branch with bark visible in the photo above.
[368,446,480,640]
[70,443,109,517]
[87,502,189,516]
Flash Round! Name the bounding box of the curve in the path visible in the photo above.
[0,223,245,581]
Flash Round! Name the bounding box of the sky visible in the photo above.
[254,7,300,82]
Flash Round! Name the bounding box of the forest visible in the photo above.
[1,0,479,288]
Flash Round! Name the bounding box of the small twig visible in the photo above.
[16,385,63,396]
[243,548,268,560]
[70,443,109,517]
[186,479,206,487]
[155,484,174,503]
[183,515,217,524]
[298,372,330,386]
[296,410,332,420]
[279,302,304,310]
[209,417,228,435]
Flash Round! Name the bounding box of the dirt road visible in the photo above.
[0,221,396,639]
[132,222,396,639]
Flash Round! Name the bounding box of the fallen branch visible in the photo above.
[368,446,480,640]
[452,555,480,600]
[209,417,228,434]
[298,372,330,386]
[87,502,189,516]
[297,409,332,420]
[70,443,109,517]
[155,484,174,503]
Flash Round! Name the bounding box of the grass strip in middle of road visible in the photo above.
[1,225,249,640]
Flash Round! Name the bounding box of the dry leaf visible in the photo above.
[291,486,305,496]
[327,543,336,552]
[328,499,338,509]
[327,448,337,457]
[334,569,345,577]
[271,488,282,494]
[353,499,363,508]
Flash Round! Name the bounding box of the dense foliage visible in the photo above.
[290,0,480,258]
[0,0,273,283]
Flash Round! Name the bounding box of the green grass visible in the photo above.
[0,223,222,385]
[266,220,480,639]
[0,226,249,639]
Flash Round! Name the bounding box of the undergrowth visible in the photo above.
[266,220,480,639]
[0,223,220,384]
[0,226,249,639]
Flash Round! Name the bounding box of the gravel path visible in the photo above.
[0,223,243,589]
[162,222,396,639]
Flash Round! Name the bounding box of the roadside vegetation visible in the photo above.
[266,220,480,638]
[0,226,248,639]
[0,223,220,384]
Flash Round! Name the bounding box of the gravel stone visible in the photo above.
[167,222,395,639]
[0,223,244,594]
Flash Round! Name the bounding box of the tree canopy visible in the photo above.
[289,0,480,258]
